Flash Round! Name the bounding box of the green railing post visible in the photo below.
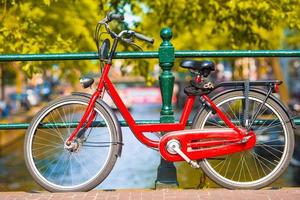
[155,27,178,187]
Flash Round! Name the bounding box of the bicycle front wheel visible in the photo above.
[193,90,294,189]
[24,96,119,192]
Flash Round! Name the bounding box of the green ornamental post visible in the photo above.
[155,27,178,187]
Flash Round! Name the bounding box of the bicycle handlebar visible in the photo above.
[134,32,154,44]
[98,12,154,45]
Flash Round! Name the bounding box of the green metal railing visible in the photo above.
[1,27,300,187]
[2,50,300,61]
[1,30,300,129]
[0,119,298,130]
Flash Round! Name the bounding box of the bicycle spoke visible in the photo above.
[206,120,224,128]
[250,100,257,122]
[238,153,245,182]
[37,128,64,140]
[258,143,284,155]
[224,156,231,178]
[256,138,283,145]
[33,146,61,158]
[34,135,62,146]
[259,117,279,131]
[249,151,268,176]
[244,153,253,181]
[61,106,71,136]
[218,155,229,173]
[70,154,73,186]
[48,153,67,181]
[231,154,243,180]
[54,108,71,139]
[256,144,284,147]
[73,153,92,180]
[257,122,285,134]
[47,112,66,141]
[249,150,261,178]
[253,106,270,128]
[32,142,62,148]
[59,153,71,186]
[38,154,62,174]
[252,151,276,169]
[226,102,239,124]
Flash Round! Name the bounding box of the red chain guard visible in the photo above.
[159,128,256,162]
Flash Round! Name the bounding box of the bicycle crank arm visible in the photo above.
[159,128,256,162]
[166,139,200,168]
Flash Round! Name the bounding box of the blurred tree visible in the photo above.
[119,0,300,85]
[0,0,106,81]
[283,4,300,49]
[128,0,300,49]
[1,0,300,82]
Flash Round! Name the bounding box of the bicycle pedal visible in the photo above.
[166,139,200,168]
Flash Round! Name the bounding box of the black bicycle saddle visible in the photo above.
[180,60,215,77]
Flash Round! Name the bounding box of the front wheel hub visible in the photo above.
[64,140,81,152]
[66,140,72,146]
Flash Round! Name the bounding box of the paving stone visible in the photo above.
[1,188,300,200]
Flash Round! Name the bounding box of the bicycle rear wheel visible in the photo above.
[193,90,294,189]
[24,95,119,192]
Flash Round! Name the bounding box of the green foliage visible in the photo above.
[1,0,300,81]
[0,0,102,79]
[285,30,300,49]
[117,0,300,78]
[129,0,300,50]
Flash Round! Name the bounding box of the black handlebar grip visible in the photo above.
[107,12,124,22]
[134,32,154,44]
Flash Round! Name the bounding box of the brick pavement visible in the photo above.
[0,188,300,200]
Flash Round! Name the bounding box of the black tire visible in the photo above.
[24,95,120,192]
[193,90,294,189]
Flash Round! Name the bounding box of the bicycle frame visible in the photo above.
[67,63,244,149]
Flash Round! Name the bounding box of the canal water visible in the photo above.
[0,104,299,191]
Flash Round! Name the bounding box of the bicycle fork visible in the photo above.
[66,64,111,146]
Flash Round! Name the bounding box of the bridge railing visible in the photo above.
[0,28,300,128]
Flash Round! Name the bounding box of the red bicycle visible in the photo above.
[24,13,295,192]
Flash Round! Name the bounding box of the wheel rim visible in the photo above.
[27,100,113,189]
[199,96,288,186]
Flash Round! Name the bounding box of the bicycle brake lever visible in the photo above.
[120,36,143,51]
[129,42,143,52]
[122,38,133,43]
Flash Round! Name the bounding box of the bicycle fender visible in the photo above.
[192,88,297,129]
[72,92,123,157]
